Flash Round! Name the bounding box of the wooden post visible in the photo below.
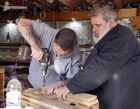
[0,68,5,99]
[114,0,122,8]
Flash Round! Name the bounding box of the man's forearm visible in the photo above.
[18,18,43,60]
[23,31,40,51]
[18,18,41,51]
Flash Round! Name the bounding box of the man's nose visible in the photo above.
[92,26,96,32]
[92,28,96,34]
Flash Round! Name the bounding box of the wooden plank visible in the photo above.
[114,0,122,8]
[0,51,18,57]
[68,93,97,102]
[75,104,93,109]
[132,16,140,31]
[0,68,4,73]
[38,8,137,20]
[21,94,79,109]
[122,0,140,3]
[57,99,92,109]
[0,8,137,21]
[92,103,99,109]
[21,99,47,109]
[22,89,98,108]
[40,88,97,106]
[39,11,90,21]
[66,93,97,106]
[116,8,137,18]
[0,68,5,99]
[137,8,140,16]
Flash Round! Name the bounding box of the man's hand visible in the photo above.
[17,18,33,41]
[45,81,65,96]
[31,47,44,60]
[54,86,70,100]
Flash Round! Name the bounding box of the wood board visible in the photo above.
[21,88,99,109]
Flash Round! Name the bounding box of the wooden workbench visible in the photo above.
[21,88,99,109]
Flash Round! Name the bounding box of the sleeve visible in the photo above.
[67,31,137,93]
[32,20,54,37]
[32,20,59,48]
[66,46,81,79]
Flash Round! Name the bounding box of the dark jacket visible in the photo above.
[67,24,140,109]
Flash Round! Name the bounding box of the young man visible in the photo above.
[17,19,81,89]
[53,2,140,109]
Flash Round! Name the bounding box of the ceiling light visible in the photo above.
[5,0,9,6]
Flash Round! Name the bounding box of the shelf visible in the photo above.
[0,59,30,64]
[80,44,92,48]
[0,43,28,46]
[0,43,30,64]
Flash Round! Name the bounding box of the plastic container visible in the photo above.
[6,76,22,109]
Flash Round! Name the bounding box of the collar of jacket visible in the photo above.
[94,24,121,48]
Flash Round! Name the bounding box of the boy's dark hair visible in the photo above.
[54,28,77,51]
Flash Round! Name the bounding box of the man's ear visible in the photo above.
[110,20,117,28]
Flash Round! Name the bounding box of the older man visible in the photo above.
[52,2,140,109]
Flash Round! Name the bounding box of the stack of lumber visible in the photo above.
[21,88,99,109]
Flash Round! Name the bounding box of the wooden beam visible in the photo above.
[116,8,137,18]
[0,11,90,21]
[114,0,122,8]
[137,8,140,16]
[38,8,137,20]
[0,8,137,21]
[122,0,140,4]
[0,68,5,99]
[39,11,90,20]
[132,16,140,31]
